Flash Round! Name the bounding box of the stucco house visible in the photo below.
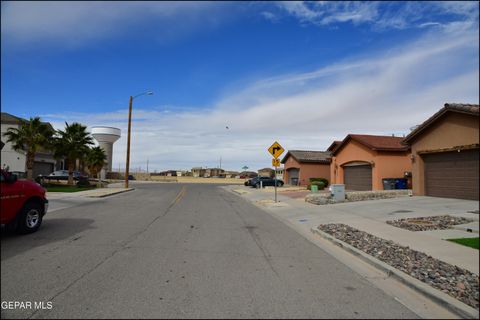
[330,134,411,191]
[1,112,63,177]
[403,103,479,200]
[191,167,206,177]
[205,168,224,177]
[258,168,275,178]
[239,171,257,178]
[159,170,177,176]
[223,171,240,178]
[281,150,331,186]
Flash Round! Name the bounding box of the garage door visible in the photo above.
[423,149,479,200]
[287,168,299,185]
[344,164,372,191]
[33,162,54,178]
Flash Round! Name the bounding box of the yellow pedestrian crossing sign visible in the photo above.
[272,159,280,167]
[268,141,284,159]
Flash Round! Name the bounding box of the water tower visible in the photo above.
[91,126,121,176]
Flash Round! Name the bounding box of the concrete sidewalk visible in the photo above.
[47,187,134,199]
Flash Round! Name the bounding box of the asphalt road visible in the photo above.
[1,183,418,319]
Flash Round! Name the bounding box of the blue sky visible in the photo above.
[2,1,479,172]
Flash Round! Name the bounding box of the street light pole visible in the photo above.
[125,91,153,189]
[125,95,133,188]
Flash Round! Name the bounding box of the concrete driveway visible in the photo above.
[229,186,479,274]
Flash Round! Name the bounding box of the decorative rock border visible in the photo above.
[305,190,410,205]
[386,215,474,231]
[318,223,479,310]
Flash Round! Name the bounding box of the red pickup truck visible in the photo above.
[1,169,48,234]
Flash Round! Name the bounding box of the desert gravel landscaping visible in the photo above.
[317,223,479,310]
[305,190,410,205]
[386,215,474,231]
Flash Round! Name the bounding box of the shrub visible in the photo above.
[76,178,91,187]
[307,181,325,190]
[309,177,329,187]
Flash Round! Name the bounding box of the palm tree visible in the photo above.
[54,122,94,185]
[3,117,54,180]
[85,146,107,188]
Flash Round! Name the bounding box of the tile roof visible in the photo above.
[351,134,407,150]
[327,141,342,152]
[333,134,409,155]
[404,103,479,144]
[281,150,332,164]
[1,112,56,132]
[1,112,25,124]
[444,103,479,115]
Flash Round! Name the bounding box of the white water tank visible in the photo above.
[91,126,121,173]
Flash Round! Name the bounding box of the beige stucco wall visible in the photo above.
[375,151,412,188]
[409,112,480,196]
[1,123,27,172]
[331,139,411,190]
[298,163,330,186]
[283,155,330,186]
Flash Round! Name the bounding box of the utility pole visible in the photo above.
[147,159,149,173]
[125,95,133,188]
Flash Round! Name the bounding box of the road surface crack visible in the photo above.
[219,192,280,278]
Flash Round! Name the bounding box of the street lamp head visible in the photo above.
[133,91,154,99]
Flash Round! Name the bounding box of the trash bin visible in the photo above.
[382,178,396,190]
[311,185,318,193]
[395,178,408,190]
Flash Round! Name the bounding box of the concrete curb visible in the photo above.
[311,227,479,319]
[232,189,250,195]
[86,188,135,198]
[451,225,479,234]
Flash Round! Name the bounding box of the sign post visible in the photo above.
[242,165,249,183]
[268,141,285,203]
[272,158,281,202]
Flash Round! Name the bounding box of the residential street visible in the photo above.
[1,183,417,319]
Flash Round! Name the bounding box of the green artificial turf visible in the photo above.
[447,237,479,250]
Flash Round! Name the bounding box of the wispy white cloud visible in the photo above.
[274,1,378,26]
[41,24,479,172]
[272,1,479,30]
[4,1,478,50]
[1,1,235,48]
[261,11,280,23]
[418,22,443,28]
